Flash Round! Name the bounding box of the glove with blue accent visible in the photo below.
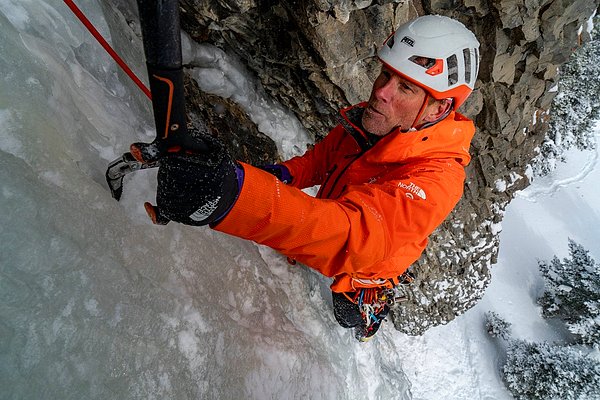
[260,164,292,184]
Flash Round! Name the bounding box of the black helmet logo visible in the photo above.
[400,36,415,47]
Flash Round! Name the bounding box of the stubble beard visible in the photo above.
[362,105,394,136]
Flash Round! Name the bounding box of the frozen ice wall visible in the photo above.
[0,1,410,399]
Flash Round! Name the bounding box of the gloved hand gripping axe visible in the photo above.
[105,0,207,202]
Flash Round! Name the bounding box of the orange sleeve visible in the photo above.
[213,160,465,280]
[281,125,350,189]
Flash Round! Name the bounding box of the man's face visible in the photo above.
[362,65,429,136]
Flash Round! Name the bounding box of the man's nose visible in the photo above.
[373,77,397,103]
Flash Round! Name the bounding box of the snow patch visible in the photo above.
[181,33,312,160]
[0,109,24,156]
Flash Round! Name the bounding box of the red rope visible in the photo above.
[62,0,152,100]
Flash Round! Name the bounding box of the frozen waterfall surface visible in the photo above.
[0,1,409,399]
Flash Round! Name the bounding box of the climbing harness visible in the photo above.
[345,270,415,340]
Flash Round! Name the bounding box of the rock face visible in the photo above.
[399,0,599,335]
[116,0,600,334]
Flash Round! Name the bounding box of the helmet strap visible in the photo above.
[412,96,454,130]
[410,92,430,130]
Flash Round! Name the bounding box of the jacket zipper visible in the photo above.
[320,130,371,199]
[321,154,362,199]
[317,164,337,198]
[319,108,376,199]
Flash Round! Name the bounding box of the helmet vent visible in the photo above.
[474,48,479,80]
[409,56,436,69]
[463,48,472,84]
[447,54,458,86]
[386,35,395,49]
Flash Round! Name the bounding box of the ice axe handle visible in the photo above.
[105,0,207,200]
[136,65,209,162]
[135,0,202,157]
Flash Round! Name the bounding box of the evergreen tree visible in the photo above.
[485,311,512,340]
[503,340,600,400]
[532,21,600,176]
[538,240,600,346]
[500,241,600,398]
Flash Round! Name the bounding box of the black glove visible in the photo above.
[260,164,292,184]
[142,136,241,226]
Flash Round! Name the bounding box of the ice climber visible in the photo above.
[146,15,481,341]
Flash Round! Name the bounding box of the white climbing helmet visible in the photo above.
[378,15,480,109]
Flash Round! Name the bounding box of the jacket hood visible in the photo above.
[339,103,475,167]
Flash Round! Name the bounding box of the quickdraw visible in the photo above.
[345,270,415,329]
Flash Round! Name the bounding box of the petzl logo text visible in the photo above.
[401,36,415,47]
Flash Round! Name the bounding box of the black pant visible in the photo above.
[332,292,363,328]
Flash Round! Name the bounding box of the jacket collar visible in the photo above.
[337,103,375,150]
[339,103,475,167]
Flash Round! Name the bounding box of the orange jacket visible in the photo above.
[214,103,475,292]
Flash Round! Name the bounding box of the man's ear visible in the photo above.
[423,99,452,122]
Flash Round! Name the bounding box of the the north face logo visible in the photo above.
[398,182,426,200]
[189,197,221,221]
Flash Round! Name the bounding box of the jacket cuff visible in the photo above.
[210,163,245,225]
[211,162,274,235]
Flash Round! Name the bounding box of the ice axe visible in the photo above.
[106,0,207,201]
